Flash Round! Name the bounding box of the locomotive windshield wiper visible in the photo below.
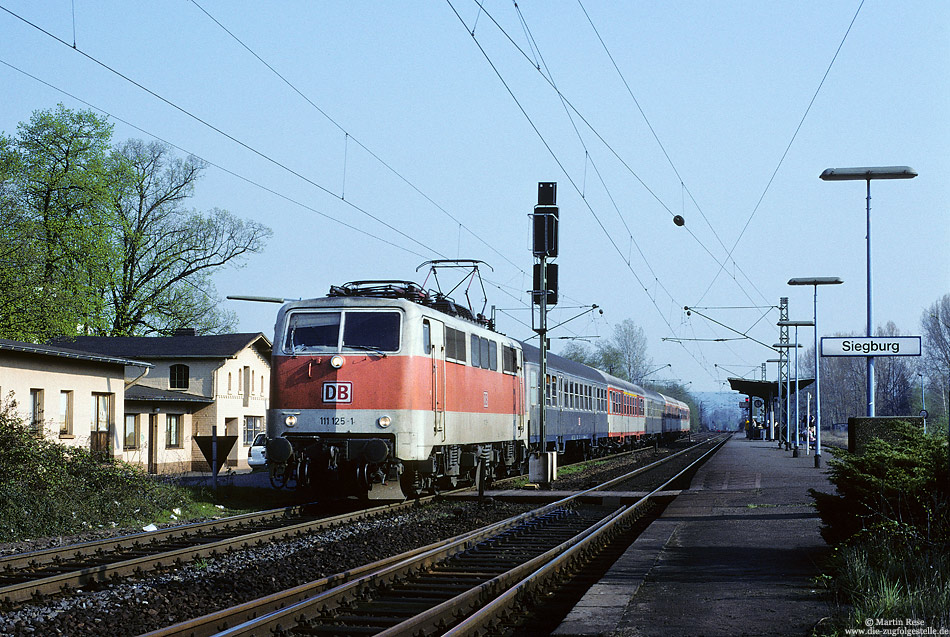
[344,344,388,358]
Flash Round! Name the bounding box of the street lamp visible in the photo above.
[788,277,843,467]
[819,166,917,417]
[772,343,802,451]
[778,320,814,457]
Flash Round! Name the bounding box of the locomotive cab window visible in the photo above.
[284,311,400,353]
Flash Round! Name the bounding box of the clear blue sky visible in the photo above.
[2,1,947,391]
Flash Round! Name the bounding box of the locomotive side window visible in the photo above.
[342,311,400,351]
[445,327,467,363]
[285,312,341,352]
[422,320,431,354]
[502,345,518,373]
[480,338,490,369]
[489,341,498,370]
[470,334,481,367]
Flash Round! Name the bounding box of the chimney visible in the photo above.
[172,328,197,337]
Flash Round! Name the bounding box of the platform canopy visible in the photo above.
[728,377,814,402]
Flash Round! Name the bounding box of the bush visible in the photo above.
[810,420,949,547]
[0,398,187,541]
[810,420,950,632]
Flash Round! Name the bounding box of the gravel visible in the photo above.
[0,500,535,637]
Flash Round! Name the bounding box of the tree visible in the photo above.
[921,294,950,423]
[103,139,271,335]
[0,105,117,341]
[0,106,272,340]
[559,319,653,383]
[610,319,653,383]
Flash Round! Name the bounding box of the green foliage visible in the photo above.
[810,421,949,547]
[810,421,950,631]
[0,105,271,341]
[0,397,186,541]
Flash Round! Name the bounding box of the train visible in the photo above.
[264,279,690,499]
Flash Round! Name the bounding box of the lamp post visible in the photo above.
[778,320,814,457]
[819,167,916,417]
[788,277,843,467]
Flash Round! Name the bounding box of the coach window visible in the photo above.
[422,320,431,354]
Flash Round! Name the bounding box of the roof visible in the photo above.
[55,333,272,360]
[728,377,814,401]
[124,385,215,404]
[0,338,152,368]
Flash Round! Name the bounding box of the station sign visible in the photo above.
[821,336,921,357]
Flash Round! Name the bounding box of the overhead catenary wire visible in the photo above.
[187,0,528,278]
[446,0,721,384]
[694,0,867,305]
[0,3,448,263]
[468,0,774,314]
[0,58,434,263]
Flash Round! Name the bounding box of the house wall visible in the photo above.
[120,408,194,474]
[0,351,127,459]
[190,347,270,470]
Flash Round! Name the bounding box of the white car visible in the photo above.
[248,433,267,469]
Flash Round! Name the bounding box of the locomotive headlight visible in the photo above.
[377,415,392,429]
[284,414,298,427]
[330,355,344,369]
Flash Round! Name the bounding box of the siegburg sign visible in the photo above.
[821,336,921,357]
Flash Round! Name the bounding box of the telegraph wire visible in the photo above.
[0,3,446,262]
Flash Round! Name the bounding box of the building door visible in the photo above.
[90,393,112,457]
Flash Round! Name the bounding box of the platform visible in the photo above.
[554,437,835,636]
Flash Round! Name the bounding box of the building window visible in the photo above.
[238,368,243,394]
[166,414,182,448]
[92,393,113,432]
[30,389,43,434]
[228,372,232,393]
[244,416,264,445]
[170,364,189,390]
[124,414,139,450]
[59,390,73,435]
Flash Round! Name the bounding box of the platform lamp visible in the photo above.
[819,167,916,417]
[778,320,814,457]
[788,277,843,467]
[772,343,802,454]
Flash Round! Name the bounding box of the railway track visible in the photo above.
[0,499,419,607]
[147,434,728,637]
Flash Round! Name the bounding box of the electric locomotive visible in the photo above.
[265,280,527,498]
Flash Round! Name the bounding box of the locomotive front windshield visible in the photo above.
[284,310,401,353]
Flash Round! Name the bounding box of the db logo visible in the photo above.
[322,382,353,403]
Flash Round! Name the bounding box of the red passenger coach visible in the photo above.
[266,281,527,499]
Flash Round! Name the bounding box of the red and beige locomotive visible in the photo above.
[264,279,690,498]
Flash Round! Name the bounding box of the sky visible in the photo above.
[2,1,947,392]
